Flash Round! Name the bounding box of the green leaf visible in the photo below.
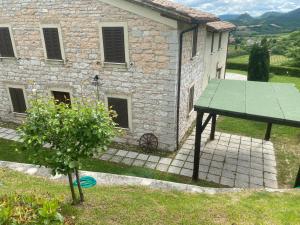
[68,161,79,169]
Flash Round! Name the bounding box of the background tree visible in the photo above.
[248,40,270,82]
[287,47,300,66]
[18,98,119,204]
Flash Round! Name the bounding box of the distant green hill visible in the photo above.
[227,8,300,35]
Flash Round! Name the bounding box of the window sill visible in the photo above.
[13,112,27,118]
[117,127,133,134]
[0,57,18,62]
[190,56,197,61]
[103,62,128,69]
[187,110,194,118]
[44,59,65,65]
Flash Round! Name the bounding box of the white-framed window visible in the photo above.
[99,22,129,66]
[105,94,132,130]
[7,85,27,114]
[188,84,195,115]
[0,25,17,58]
[40,24,65,61]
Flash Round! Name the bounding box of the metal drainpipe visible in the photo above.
[176,25,198,150]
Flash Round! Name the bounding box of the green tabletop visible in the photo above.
[195,79,300,127]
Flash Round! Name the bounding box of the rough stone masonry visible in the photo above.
[0,0,229,151]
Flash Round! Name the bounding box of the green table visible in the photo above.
[192,79,300,180]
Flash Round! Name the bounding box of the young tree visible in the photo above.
[18,98,119,204]
[248,40,270,82]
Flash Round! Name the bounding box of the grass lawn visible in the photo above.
[227,54,289,66]
[221,69,300,188]
[0,138,222,188]
[1,169,300,225]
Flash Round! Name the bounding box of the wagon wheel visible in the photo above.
[139,133,158,151]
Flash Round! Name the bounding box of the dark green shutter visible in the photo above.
[9,88,27,113]
[43,28,63,60]
[107,97,129,128]
[218,32,222,50]
[192,29,198,57]
[0,27,15,57]
[102,27,125,63]
[188,86,194,113]
[211,32,215,53]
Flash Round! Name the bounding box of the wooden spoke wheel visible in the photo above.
[139,133,158,151]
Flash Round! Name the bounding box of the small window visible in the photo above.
[102,27,125,63]
[107,97,129,128]
[52,91,71,105]
[211,32,215,53]
[0,27,15,58]
[218,32,222,50]
[188,85,195,114]
[42,28,63,60]
[192,28,198,57]
[8,88,27,114]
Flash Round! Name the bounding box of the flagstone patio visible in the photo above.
[0,124,278,188]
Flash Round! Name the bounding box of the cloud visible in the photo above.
[173,0,300,16]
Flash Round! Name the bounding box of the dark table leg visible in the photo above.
[193,111,204,181]
[265,123,272,141]
[210,114,216,140]
[294,166,300,188]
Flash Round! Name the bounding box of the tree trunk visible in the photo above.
[75,168,84,202]
[67,171,77,204]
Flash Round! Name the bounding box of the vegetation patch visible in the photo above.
[0,193,67,225]
[0,169,300,225]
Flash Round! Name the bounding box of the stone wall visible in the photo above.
[178,24,206,142]
[202,31,229,90]
[177,28,229,144]
[0,0,179,150]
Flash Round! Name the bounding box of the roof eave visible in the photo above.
[125,0,219,24]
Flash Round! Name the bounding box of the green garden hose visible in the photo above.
[73,176,96,188]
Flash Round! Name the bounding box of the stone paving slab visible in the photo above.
[3,160,289,194]
[0,125,278,189]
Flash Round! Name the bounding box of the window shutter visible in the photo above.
[107,97,129,128]
[218,32,222,50]
[0,27,15,57]
[43,28,63,60]
[52,91,71,105]
[188,86,195,113]
[192,29,198,57]
[211,32,215,53]
[9,88,27,113]
[102,27,125,63]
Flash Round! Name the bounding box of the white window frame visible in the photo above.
[6,84,28,115]
[0,24,17,59]
[105,94,132,130]
[187,83,195,117]
[99,22,129,67]
[40,24,66,62]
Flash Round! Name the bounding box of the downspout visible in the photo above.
[176,25,198,150]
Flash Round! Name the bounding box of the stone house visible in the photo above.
[0,0,235,151]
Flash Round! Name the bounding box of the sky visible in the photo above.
[174,0,300,16]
